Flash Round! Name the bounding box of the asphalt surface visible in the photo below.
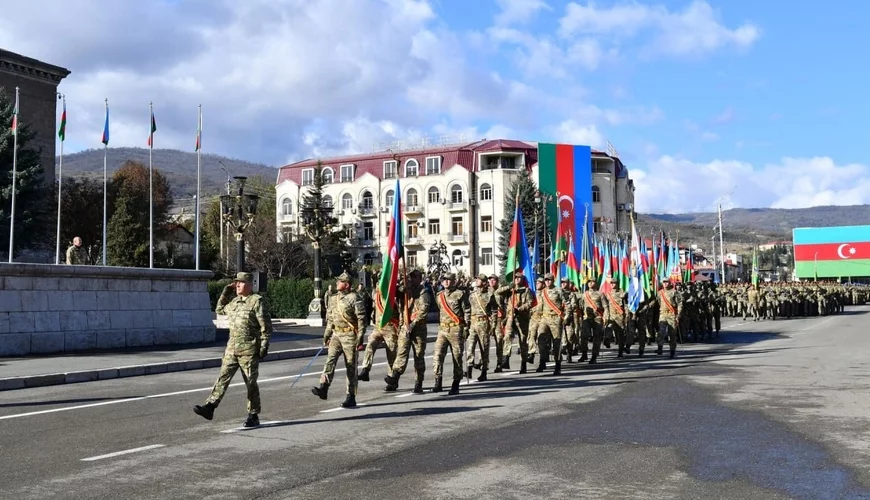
[2,309,870,499]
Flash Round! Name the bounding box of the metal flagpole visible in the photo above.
[8,87,20,263]
[194,104,202,270]
[55,93,65,265]
[102,98,108,266]
[149,101,154,268]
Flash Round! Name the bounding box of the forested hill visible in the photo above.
[58,147,278,197]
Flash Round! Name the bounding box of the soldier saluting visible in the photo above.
[194,272,272,428]
[432,273,470,395]
[312,272,367,408]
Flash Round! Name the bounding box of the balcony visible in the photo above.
[278,213,296,223]
[356,238,376,248]
[358,206,377,218]
[446,232,467,244]
[406,236,425,246]
[404,205,423,216]
[446,201,467,212]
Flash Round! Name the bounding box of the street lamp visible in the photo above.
[220,176,259,273]
[427,239,448,282]
[299,195,338,325]
[535,192,553,274]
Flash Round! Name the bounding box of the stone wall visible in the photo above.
[0,263,216,356]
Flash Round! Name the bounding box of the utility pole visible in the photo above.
[718,203,726,283]
[218,160,232,273]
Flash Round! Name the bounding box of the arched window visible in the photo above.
[479,183,492,201]
[427,186,440,204]
[385,189,395,207]
[322,195,333,208]
[405,159,419,177]
[361,191,374,209]
[450,184,463,203]
[452,249,463,266]
[322,167,333,184]
[341,193,353,209]
[407,188,419,206]
[281,198,293,216]
[592,185,601,203]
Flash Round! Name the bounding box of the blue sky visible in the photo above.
[1,0,868,213]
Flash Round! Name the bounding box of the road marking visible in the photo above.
[81,444,165,462]
[320,403,368,413]
[395,390,426,398]
[221,421,291,433]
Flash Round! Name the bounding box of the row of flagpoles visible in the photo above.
[7,89,204,269]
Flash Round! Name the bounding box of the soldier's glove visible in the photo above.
[323,336,332,347]
[259,346,269,359]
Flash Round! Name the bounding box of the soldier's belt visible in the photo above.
[333,328,356,334]
[439,321,462,328]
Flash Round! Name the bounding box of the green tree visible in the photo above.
[107,196,145,266]
[59,177,104,263]
[298,162,343,275]
[0,87,52,255]
[497,172,544,276]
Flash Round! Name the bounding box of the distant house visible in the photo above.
[158,224,195,265]
[759,241,793,251]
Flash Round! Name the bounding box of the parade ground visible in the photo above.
[2,309,869,499]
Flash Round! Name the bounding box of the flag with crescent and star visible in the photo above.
[793,225,870,279]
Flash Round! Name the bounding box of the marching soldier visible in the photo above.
[560,278,579,363]
[432,273,470,395]
[536,273,566,374]
[504,272,534,373]
[357,288,399,383]
[526,277,545,366]
[384,270,431,393]
[467,274,496,382]
[604,277,629,358]
[488,275,509,372]
[656,278,682,358]
[194,272,273,427]
[311,272,366,408]
[579,279,609,364]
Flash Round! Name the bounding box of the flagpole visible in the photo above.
[55,93,65,265]
[8,87,19,263]
[102,98,108,266]
[194,104,202,270]
[149,101,154,269]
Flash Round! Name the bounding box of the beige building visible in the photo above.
[276,138,635,277]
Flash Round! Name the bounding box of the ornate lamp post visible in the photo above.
[299,199,337,326]
[535,192,553,274]
[220,176,259,273]
[427,239,448,282]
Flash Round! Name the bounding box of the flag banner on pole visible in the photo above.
[751,247,759,285]
[376,178,403,329]
[793,225,870,278]
[101,104,110,145]
[147,110,157,147]
[10,95,18,135]
[627,219,644,313]
[58,100,66,141]
[195,115,202,151]
[505,202,537,302]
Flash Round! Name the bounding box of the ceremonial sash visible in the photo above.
[473,293,490,320]
[336,296,358,333]
[584,292,604,318]
[438,292,463,325]
[607,293,625,316]
[543,289,563,316]
[659,290,677,316]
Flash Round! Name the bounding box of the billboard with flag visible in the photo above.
[793,225,870,278]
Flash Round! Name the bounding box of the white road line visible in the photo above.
[320,403,368,413]
[395,390,426,398]
[81,444,165,462]
[220,421,291,433]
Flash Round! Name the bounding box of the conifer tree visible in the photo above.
[497,172,545,276]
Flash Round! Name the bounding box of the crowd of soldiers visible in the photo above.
[193,270,867,425]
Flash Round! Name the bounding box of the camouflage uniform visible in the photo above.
[605,281,629,357]
[201,272,273,421]
[385,275,431,392]
[488,276,509,371]
[579,284,609,363]
[656,283,682,357]
[65,244,88,265]
[358,289,399,381]
[467,275,496,379]
[526,278,545,363]
[747,286,760,322]
[313,272,366,406]
[432,274,470,394]
[560,279,579,362]
[504,277,534,373]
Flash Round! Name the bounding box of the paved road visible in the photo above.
[2,309,870,499]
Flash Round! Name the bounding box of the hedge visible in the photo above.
[208,277,337,319]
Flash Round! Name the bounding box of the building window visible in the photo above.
[480,215,492,232]
[405,159,419,177]
[407,223,418,238]
[450,184,463,203]
[481,247,493,266]
[363,222,374,241]
[341,193,353,209]
[502,156,516,169]
[407,250,418,268]
[479,183,492,201]
[451,216,463,234]
[407,188,419,206]
[363,253,375,266]
[385,189,394,207]
[322,167,333,184]
[428,218,440,235]
[281,198,293,216]
[361,191,374,209]
[322,195,333,208]
[340,164,354,182]
[592,185,601,203]
[383,161,397,179]
[426,156,441,175]
[302,169,314,186]
[593,221,602,233]
[428,186,440,204]
[385,221,391,234]
[452,249,463,266]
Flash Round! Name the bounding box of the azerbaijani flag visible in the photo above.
[793,225,870,279]
[751,247,759,285]
[627,219,645,313]
[58,100,66,141]
[504,200,537,302]
[376,178,403,329]
[10,92,19,136]
[101,103,110,145]
[147,110,157,147]
[195,111,202,152]
[566,233,582,287]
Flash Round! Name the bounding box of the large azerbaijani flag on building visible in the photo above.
[793,225,870,278]
[537,144,594,265]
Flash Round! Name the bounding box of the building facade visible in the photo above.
[276,139,635,277]
[0,48,70,182]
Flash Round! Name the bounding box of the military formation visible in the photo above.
[195,270,867,426]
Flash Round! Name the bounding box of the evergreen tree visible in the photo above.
[298,162,343,275]
[107,196,146,266]
[497,172,544,276]
[0,87,52,255]
[59,177,104,263]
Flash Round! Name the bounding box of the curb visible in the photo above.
[0,334,438,392]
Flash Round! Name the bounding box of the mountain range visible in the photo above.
[57,147,867,251]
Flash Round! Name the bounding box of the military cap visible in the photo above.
[409,269,422,278]
[560,276,569,283]
[442,272,455,281]
[336,271,352,283]
[488,274,498,280]
[477,273,488,281]
[234,272,253,283]
[544,273,555,280]
[536,276,545,283]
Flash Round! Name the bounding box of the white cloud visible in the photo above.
[550,120,605,148]
[559,1,760,59]
[494,0,552,26]
[633,155,870,213]
[710,106,735,125]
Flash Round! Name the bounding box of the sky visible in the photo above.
[2,0,869,214]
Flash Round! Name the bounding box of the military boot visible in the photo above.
[340,393,357,408]
[477,370,488,382]
[589,355,597,364]
[357,367,370,382]
[311,383,329,400]
[193,402,216,420]
[551,359,561,376]
[501,359,511,371]
[413,380,424,394]
[527,354,535,364]
[535,360,546,373]
[466,367,474,380]
[519,360,527,374]
[448,379,461,395]
[624,345,631,355]
[656,346,663,355]
[670,347,676,359]
[432,377,443,393]
[493,361,503,373]
[243,413,260,428]
[638,346,644,357]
